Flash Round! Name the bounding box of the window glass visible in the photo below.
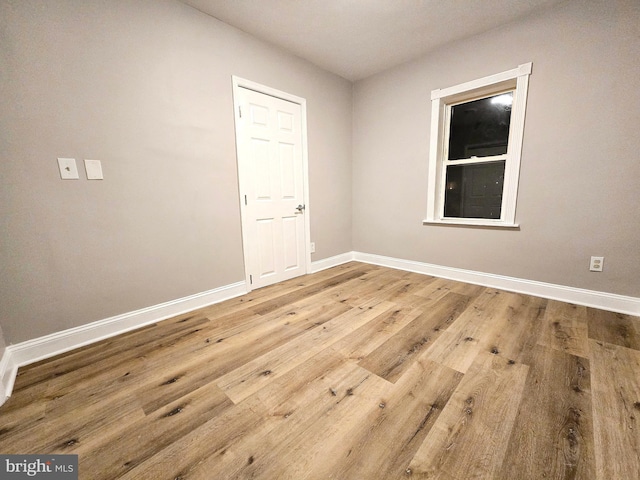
[443,161,505,219]
[448,92,513,160]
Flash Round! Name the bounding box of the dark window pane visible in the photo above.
[448,92,513,160]
[444,161,505,219]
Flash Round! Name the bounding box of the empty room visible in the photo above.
[1,0,639,478]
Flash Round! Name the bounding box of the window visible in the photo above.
[425,63,532,227]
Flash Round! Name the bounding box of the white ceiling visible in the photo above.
[181,0,565,81]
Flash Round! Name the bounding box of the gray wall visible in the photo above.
[0,0,352,344]
[352,0,640,297]
[0,326,5,363]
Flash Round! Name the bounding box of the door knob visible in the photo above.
[295,204,306,213]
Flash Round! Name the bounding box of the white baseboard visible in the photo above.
[0,281,247,406]
[353,252,640,316]
[310,252,356,272]
[0,349,12,405]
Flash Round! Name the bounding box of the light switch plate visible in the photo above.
[84,159,103,180]
[57,158,79,179]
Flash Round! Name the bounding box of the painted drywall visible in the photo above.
[0,326,5,365]
[0,0,352,344]
[352,0,640,297]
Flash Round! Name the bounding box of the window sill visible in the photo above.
[423,219,520,229]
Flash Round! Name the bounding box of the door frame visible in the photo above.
[231,76,311,291]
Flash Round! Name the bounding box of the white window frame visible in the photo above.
[424,63,532,228]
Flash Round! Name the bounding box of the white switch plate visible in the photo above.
[590,256,604,272]
[57,158,79,179]
[310,242,316,253]
[84,159,103,180]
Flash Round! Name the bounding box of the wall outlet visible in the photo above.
[310,242,316,253]
[589,256,604,272]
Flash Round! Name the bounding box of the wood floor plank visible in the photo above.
[374,271,440,303]
[197,261,367,318]
[324,358,463,480]
[248,267,370,315]
[35,312,216,404]
[497,344,595,479]
[56,299,329,418]
[70,284,345,413]
[537,300,589,358]
[478,293,547,363]
[75,382,233,480]
[589,339,640,479]
[421,329,481,374]
[216,299,397,403]
[37,326,212,418]
[0,381,146,455]
[396,277,466,310]
[228,366,389,480]
[249,347,355,415]
[0,381,49,443]
[587,308,640,351]
[411,276,456,298]
[137,300,350,413]
[202,354,356,478]
[413,277,487,299]
[116,400,264,480]
[12,302,299,430]
[11,313,211,392]
[185,361,385,479]
[407,352,529,479]
[330,304,424,362]
[358,292,471,382]
[443,288,515,336]
[423,289,514,373]
[324,267,421,307]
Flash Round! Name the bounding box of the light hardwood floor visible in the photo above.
[1,262,639,479]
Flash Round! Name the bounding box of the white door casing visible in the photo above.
[232,77,310,290]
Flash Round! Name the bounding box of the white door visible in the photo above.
[233,81,309,290]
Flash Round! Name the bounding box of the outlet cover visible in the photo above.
[590,256,604,272]
[84,159,103,180]
[57,158,79,179]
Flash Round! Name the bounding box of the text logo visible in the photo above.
[0,455,78,479]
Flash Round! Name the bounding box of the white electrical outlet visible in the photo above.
[589,256,604,272]
[310,242,316,253]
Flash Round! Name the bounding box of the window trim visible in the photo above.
[424,63,532,228]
